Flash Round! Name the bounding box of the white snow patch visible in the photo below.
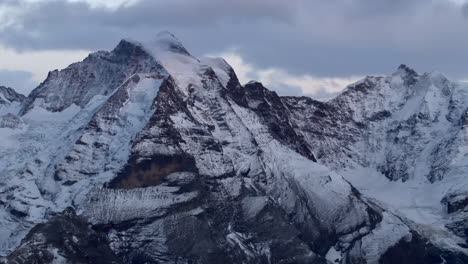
[201,56,232,87]
[241,196,268,220]
[358,212,411,263]
[342,167,468,253]
[325,246,342,263]
[23,104,81,122]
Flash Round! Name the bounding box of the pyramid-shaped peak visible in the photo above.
[112,39,145,56]
[396,64,418,76]
[392,64,420,86]
[0,85,26,103]
[156,31,179,41]
[153,31,191,56]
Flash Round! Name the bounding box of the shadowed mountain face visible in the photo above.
[1,33,468,264]
[5,208,121,264]
[0,86,25,105]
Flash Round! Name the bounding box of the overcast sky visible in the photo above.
[0,0,467,96]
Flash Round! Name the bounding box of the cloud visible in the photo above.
[0,44,90,94]
[0,0,468,85]
[0,0,295,50]
[66,0,140,9]
[213,52,362,98]
[463,2,468,16]
[0,70,38,95]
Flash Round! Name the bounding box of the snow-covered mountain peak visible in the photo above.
[396,64,418,76]
[0,86,25,105]
[299,64,467,179]
[20,39,165,115]
[0,86,25,115]
[139,32,239,99]
[112,38,145,56]
[149,31,192,57]
[389,64,419,87]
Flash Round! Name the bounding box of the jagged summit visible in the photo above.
[148,31,192,57]
[337,64,448,99]
[397,64,418,75]
[0,86,25,116]
[112,38,146,57]
[393,64,419,86]
[19,38,165,115]
[0,86,25,104]
[19,32,225,115]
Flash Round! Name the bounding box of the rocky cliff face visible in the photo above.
[0,32,467,264]
[4,207,120,264]
[0,86,25,105]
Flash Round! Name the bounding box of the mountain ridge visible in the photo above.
[0,33,467,263]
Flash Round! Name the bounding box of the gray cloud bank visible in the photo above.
[1,0,468,85]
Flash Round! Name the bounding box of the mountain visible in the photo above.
[0,86,25,116]
[0,32,467,264]
[0,86,25,131]
[0,86,25,105]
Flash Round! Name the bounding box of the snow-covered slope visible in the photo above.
[284,64,468,258]
[0,33,467,264]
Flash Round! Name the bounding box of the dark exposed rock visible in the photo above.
[5,207,121,264]
[368,110,392,122]
[397,64,419,86]
[94,174,327,264]
[379,231,468,264]
[108,153,198,189]
[0,86,26,104]
[462,109,468,127]
[443,194,468,214]
[230,81,317,162]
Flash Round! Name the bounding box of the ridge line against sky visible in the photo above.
[0,0,467,96]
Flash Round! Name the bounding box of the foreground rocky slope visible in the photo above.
[0,32,467,263]
[5,208,120,264]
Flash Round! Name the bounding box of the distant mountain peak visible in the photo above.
[397,64,417,73]
[0,86,26,104]
[112,38,145,56]
[394,64,419,86]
